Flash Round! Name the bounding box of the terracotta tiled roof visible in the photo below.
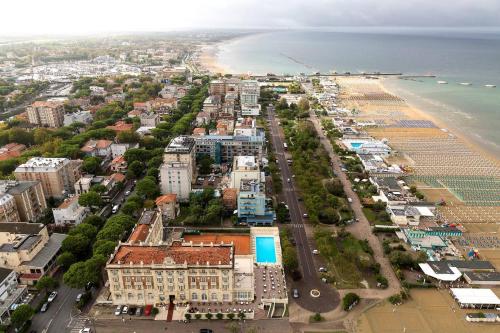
[111,244,232,265]
[31,101,61,108]
[128,224,150,243]
[57,196,78,209]
[223,188,237,200]
[184,234,250,255]
[107,121,133,132]
[192,128,206,136]
[111,155,126,164]
[110,173,126,183]
[155,194,177,205]
[128,110,143,116]
[96,139,112,149]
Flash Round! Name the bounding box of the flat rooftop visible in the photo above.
[165,136,195,154]
[183,234,251,255]
[0,222,44,235]
[15,157,69,171]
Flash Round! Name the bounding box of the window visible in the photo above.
[201,293,207,301]
[211,293,217,301]
[179,285,184,291]
[148,293,154,299]
[158,286,163,292]
[128,293,134,299]
[114,284,120,290]
[115,293,121,299]
[191,293,198,300]
[223,294,229,301]
[138,294,143,300]
[180,293,186,301]
[168,286,174,292]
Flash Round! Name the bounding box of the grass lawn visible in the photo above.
[362,207,392,225]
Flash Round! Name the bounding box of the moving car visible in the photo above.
[319,267,328,272]
[114,305,123,316]
[47,291,57,303]
[112,204,120,214]
[292,289,299,298]
[347,197,353,203]
[125,190,131,196]
[287,178,291,183]
[312,249,319,255]
[303,213,309,218]
[40,302,49,312]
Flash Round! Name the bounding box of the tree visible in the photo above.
[35,276,58,293]
[198,155,214,175]
[82,156,101,174]
[117,130,140,143]
[216,312,223,320]
[63,255,106,288]
[122,201,141,215]
[127,160,144,179]
[342,293,360,311]
[8,128,34,146]
[282,246,298,272]
[78,191,103,210]
[185,313,192,321]
[82,215,105,228]
[205,313,213,320]
[90,184,107,193]
[136,177,160,199]
[10,304,34,329]
[56,251,76,269]
[61,234,90,259]
[93,240,117,257]
[124,148,151,164]
[69,223,97,240]
[237,311,245,320]
[298,97,310,112]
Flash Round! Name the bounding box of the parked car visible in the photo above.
[76,293,83,303]
[79,328,91,333]
[287,178,291,183]
[135,307,143,316]
[47,291,57,303]
[319,267,328,272]
[144,305,153,316]
[114,305,123,316]
[303,213,309,218]
[312,249,319,255]
[121,305,129,314]
[112,204,120,214]
[292,289,299,298]
[347,197,353,203]
[128,307,136,315]
[40,302,49,312]
[200,329,213,333]
[125,190,131,196]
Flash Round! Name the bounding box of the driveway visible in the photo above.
[267,106,340,313]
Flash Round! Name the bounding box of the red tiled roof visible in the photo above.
[156,194,177,205]
[31,101,61,108]
[20,273,42,280]
[107,121,133,132]
[57,196,78,209]
[96,139,112,149]
[128,110,143,116]
[128,224,150,243]
[192,128,206,135]
[111,244,232,265]
[110,173,126,183]
[111,155,126,164]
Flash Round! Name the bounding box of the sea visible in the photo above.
[213,28,500,157]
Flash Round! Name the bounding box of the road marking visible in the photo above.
[46,290,73,333]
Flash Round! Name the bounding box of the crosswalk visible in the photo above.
[67,315,90,333]
[290,224,304,229]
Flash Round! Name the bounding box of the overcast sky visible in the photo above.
[2,0,500,35]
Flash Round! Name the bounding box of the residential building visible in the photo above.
[0,143,26,161]
[80,139,113,158]
[202,95,221,118]
[52,195,88,226]
[0,180,46,223]
[0,268,28,325]
[0,223,67,285]
[194,132,265,164]
[0,194,20,223]
[63,111,93,126]
[127,209,163,245]
[196,112,210,126]
[234,117,258,137]
[222,188,237,211]
[237,179,274,225]
[133,102,148,112]
[127,109,143,118]
[160,136,196,201]
[140,113,160,127]
[241,104,261,116]
[14,158,82,199]
[107,121,134,133]
[74,175,94,195]
[147,98,177,114]
[111,143,139,158]
[240,80,259,106]
[105,242,237,306]
[26,101,64,127]
[230,156,263,190]
[209,80,225,96]
[225,78,241,94]
[110,155,127,173]
[192,127,206,137]
[155,194,179,221]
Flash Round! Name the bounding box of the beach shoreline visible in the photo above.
[379,77,500,164]
[198,43,230,75]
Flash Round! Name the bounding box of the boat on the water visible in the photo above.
[437,80,448,84]
[460,82,472,86]
[484,84,496,88]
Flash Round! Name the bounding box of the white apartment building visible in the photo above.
[241,104,261,116]
[0,268,28,325]
[52,195,89,226]
[159,136,196,202]
[0,193,20,223]
[240,80,260,106]
[230,156,263,190]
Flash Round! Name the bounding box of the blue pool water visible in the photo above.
[350,142,363,148]
[255,236,277,264]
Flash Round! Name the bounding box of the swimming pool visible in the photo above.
[350,142,363,149]
[255,236,277,264]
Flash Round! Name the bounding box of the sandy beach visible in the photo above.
[198,43,231,75]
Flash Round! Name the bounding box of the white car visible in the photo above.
[122,305,129,314]
[79,328,92,333]
[124,190,131,196]
[114,305,123,316]
[47,291,58,302]
[312,249,319,255]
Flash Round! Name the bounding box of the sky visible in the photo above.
[2,0,500,36]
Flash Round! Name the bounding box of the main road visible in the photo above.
[267,106,339,313]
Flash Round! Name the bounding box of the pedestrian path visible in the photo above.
[67,315,90,333]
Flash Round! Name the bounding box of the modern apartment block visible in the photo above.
[0,194,20,223]
[14,157,82,199]
[0,268,28,325]
[230,156,263,190]
[194,132,265,164]
[0,180,47,223]
[26,101,64,128]
[237,179,274,225]
[240,80,260,106]
[159,136,196,201]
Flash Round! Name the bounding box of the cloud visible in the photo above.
[1,0,499,35]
